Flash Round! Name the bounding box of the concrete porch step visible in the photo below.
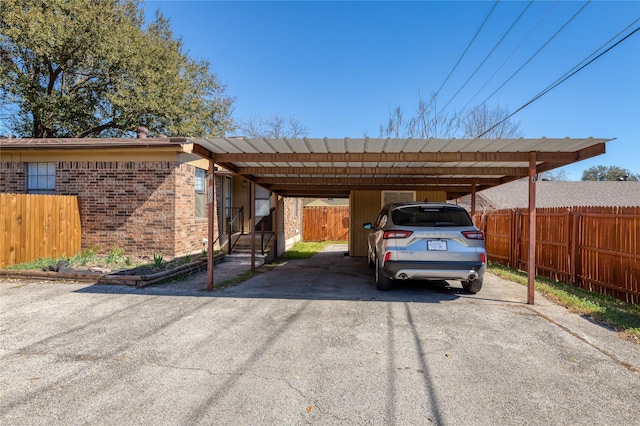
[225,252,268,265]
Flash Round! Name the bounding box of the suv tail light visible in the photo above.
[462,230,485,240]
[383,230,413,239]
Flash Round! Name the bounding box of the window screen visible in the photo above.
[27,163,55,194]
[195,168,206,218]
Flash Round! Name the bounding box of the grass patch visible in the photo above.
[213,241,345,288]
[4,257,59,271]
[157,272,191,285]
[214,269,264,289]
[278,240,347,261]
[70,246,101,266]
[488,261,640,342]
[4,248,205,273]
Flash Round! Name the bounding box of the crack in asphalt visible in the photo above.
[525,306,639,374]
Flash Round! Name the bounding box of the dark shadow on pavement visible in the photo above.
[75,245,527,305]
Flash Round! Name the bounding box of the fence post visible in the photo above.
[570,210,579,285]
[511,210,518,268]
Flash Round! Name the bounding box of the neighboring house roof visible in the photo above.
[0,137,187,150]
[455,180,640,210]
[303,198,350,207]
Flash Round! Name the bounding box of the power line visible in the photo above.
[431,1,499,103]
[477,22,640,138]
[468,0,591,132]
[435,1,534,123]
[460,1,559,115]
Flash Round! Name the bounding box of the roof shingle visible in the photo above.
[456,180,640,210]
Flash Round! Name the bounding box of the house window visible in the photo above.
[27,163,56,194]
[255,185,271,217]
[225,176,232,223]
[195,168,206,218]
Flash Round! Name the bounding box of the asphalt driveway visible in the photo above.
[1,244,638,425]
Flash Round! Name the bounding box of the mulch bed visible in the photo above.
[0,253,224,287]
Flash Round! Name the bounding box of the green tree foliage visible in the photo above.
[581,165,639,181]
[0,0,235,138]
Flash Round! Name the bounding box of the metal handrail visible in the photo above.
[256,207,276,255]
[227,206,245,234]
[227,206,244,254]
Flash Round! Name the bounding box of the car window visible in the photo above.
[375,209,388,228]
[391,206,473,227]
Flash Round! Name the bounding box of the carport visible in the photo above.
[189,136,611,303]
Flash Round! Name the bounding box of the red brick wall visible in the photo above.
[56,161,177,257]
[0,163,26,193]
[0,160,222,258]
[173,163,215,256]
[282,196,303,242]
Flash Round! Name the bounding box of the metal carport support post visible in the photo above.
[471,178,477,217]
[207,159,216,291]
[250,181,256,271]
[528,152,537,305]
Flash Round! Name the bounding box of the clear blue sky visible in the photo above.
[146,0,639,180]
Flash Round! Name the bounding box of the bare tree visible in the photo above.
[538,169,569,181]
[240,113,309,138]
[379,92,461,139]
[462,104,522,139]
[380,106,403,138]
[284,116,308,138]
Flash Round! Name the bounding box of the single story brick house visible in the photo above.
[0,137,303,260]
[2,135,612,266]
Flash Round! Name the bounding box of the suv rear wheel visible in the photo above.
[367,248,375,269]
[462,278,483,293]
[375,256,391,291]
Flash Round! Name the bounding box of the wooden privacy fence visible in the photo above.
[303,206,349,241]
[0,193,82,268]
[473,207,640,304]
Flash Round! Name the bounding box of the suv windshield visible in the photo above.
[391,205,473,227]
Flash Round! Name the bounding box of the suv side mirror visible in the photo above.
[363,222,373,230]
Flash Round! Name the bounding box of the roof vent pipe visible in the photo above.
[135,126,149,139]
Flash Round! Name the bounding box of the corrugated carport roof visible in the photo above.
[189,137,611,199]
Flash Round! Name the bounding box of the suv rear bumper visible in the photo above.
[382,260,485,281]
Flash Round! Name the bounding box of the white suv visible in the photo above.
[363,202,486,292]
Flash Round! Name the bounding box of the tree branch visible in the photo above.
[76,120,117,138]
[45,59,62,95]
